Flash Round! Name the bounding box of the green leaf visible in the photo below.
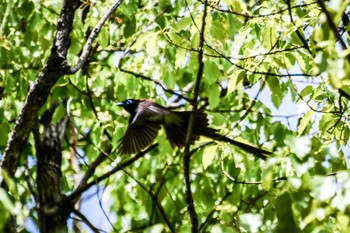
[0,187,16,215]
[131,32,159,56]
[262,161,274,191]
[191,31,199,50]
[276,191,299,232]
[17,0,34,16]
[267,76,282,108]
[210,20,228,42]
[294,51,312,73]
[167,32,183,45]
[285,52,296,69]
[0,123,9,147]
[300,85,313,98]
[298,111,314,136]
[262,26,277,49]
[284,135,311,159]
[329,73,342,89]
[124,16,136,38]
[144,224,164,233]
[202,145,217,169]
[207,84,220,109]
[98,26,109,48]
[176,17,192,32]
[204,61,221,84]
[52,104,66,124]
[175,48,187,68]
[227,70,245,94]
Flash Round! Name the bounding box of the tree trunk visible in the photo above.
[35,113,70,233]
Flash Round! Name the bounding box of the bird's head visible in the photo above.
[117,99,140,115]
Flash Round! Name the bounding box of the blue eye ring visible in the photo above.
[125,99,133,104]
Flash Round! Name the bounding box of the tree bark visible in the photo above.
[35,111,70,233]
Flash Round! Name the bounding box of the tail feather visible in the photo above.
[200,131,271,160]
[164,111,271,160]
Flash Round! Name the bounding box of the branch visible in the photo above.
[202,0,319,19]
[317,0,348,53]
[95,181,119,232]
[199,191,232,232]
[119,68,192,102]
[69,0,123,73]
[164,31,305,61]
[65,143,158,203]
[183,1,208,232]
[285,0,311,54]
[72,209,104,233]
[232,80,266,129]
[115,165,176,233]
[205,42,312,77]
[76,150,109,194]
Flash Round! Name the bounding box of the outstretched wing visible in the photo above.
[117,122,161,155]
[118,100,171,154]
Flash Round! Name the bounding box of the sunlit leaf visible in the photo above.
[298,111,314,136]
[202,145,217,169]
[52,104,66,124]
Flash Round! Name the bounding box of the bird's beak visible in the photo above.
[117,102,125,106]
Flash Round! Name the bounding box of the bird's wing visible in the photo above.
[118,101,174,155]
[130,101,173,125]
[117,122,161,155]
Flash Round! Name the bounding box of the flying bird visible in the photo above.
[117,99,272,159]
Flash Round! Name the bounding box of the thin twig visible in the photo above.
[117,166,176,233]
[286,0,311,53]
[96,180,118,232]
[65,143,158,203]
[24,158,38,203]
[74,149,110,200]
[199,191,232,232]
[69,0,123,73]
[202,0,319,19]
[72,209,104,233]
[119,68,191,102]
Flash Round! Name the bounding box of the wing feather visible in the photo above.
[118,122,160,154]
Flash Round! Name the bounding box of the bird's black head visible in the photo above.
[117,99,140,115]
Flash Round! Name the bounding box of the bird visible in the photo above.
[117,99,272,159]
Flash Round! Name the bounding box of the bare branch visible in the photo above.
[199,191,232,232]
[285,0,311,54]
[72,209,104,233]
[69,0,123,73]
[115,165,176,233]
[96,180,119,232]
[65,143,158,203]
[201,0,319,19]
[119,68,192,102]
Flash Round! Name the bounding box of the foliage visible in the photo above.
[0,0,350,232]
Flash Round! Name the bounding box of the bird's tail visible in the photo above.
[164,111,271,160]
[200,131,271,160]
